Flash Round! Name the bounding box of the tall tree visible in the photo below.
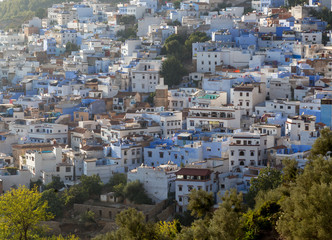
[310,128,332,157]
[209,189,245,240]
[0,186,53,240]
[187,189,214,219]
[160,56,187,87]
[123,180,152,204]
[246,167,282,207]
[41,189,64,218]
[80,174,103,197]
[276,156,332,240]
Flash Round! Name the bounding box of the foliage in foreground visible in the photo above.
[94,129,332,240]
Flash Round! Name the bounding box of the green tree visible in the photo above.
[282,158,300,184]
[5,167,18,175]
[119,15,136,25]
[276,156,332,240]
[35,8,46,19]
[209,189,245,240]
[164,39,185,60]
[108,173,127,189]
[117,27,137,41]
[184,32,210,58]
[187,189,214,219]
[63,185,89,207]
[177,219,210,240]
[243,201,281,240]
[44,176,65,191]
[42,234,79,240]
[114,208,150,239]
[0,186,53,240]
[123,180,152,204]
[160,56,187,87]
[65,42,79,53]
[174,1,181,9]
[41,189,64,218]
[246,167,282,207]
[80,174,103,197]
[310,128,332,157]
[156,220,181,240]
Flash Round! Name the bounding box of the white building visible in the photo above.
[229,132,274,171]
[231,83,267,116]
[285,115,316,142]
[21,146,74,185]
[127,163,178,203]
[175,168,216,212]
[131,60,164,93]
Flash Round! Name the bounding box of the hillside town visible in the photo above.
[0,0,331,238]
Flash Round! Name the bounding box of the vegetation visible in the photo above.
[41,188,65,218]
[160,56,187,87]
[44,176,65,191]
[0,186,53,240]
[65,42,79,54]
[160,32,209,87]
[123,180,153,204]
[93,129,332,240]
[187,189,214,219]
[117,27,138,42]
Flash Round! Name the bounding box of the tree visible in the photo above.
[114,208,149,239]
[187,189,214,219]
[44,176,65,191]
[80,174,103,197]
[42,234,79,240]
[310,128,332,157]
[164,39,185,60]
[156,220,181,240]
[35,8,46,19]
[123,180,152,204]
[63,185,89,207]
[282,158,300,184]
[184,32,210,58]
[65,42,79,53]
[0,186,53,240]
[108,173,127,190]
[41,189,64,218]
[243,201,281,240]
[174,1,181,9]
[209,189,245,240]
[119,15,136,25]
[246,167,282,208]
[160,56,187,87]
[117,27,137,41]
[177,219,210,240]
[6,167,18,175]
[276,156,332,240]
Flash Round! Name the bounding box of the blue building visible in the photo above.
[43,38,57,55]
[321,99,332,127]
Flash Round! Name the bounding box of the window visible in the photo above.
[66,167,71,172]
[240,92,243,96]
[124,151,127,156]
[159,152,164,158]
[231,151,234,156]
[188,186,193,192]
[179,196,182,202]
[239,151,245,156]
[246,92,249,97]
[56,167,60,172]
[206,147,211,152]
[178,185,182,191]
